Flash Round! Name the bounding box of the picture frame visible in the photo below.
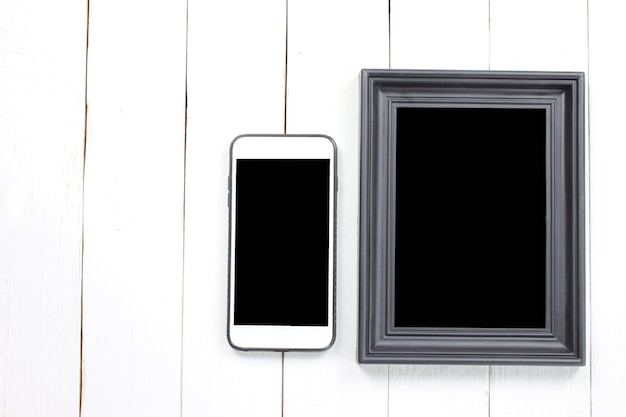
[358,69,585,365]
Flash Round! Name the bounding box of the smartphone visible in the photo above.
[227,134,337,351]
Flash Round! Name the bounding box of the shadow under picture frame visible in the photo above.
[358,69,585,365]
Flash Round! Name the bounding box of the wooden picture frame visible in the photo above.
[358,69,585,365]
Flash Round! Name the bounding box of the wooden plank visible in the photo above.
[283,1,389,416]
[0,0,86,416]
[489,1,590,416]
[388,1,490,416]
[390,0,489,69]
[588,1,626,416]
[181,0,286,416]
[491,367,589,416]
[490,0,588,71]
[81,0,187,415]
[389,366,489,417]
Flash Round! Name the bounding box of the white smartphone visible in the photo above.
[227,134,337,351]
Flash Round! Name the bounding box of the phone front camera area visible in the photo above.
[234,159,330,326]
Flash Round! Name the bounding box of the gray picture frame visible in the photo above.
[358,69,585,365]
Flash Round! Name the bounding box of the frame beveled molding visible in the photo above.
[358,69,585,365]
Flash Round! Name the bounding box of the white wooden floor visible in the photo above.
[1,0,625,416]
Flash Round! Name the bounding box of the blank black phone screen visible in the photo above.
[234,159,330,326]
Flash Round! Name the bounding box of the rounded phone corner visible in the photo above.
[318,332,336,352]
[295,326,337,352]
[229,134,249,153]
[226,331,247,352]
[318,133,337,149]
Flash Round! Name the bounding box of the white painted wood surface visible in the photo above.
[0,0,86,416]
[283,0,389,416]
[491,367,589,417]
[588,1,626,416]
[390,0,489,70]
[389,366,489,417]
[489,1,591,416]
[490,0,589,72]
[4,1,626,416]
[81,0,187,415]
[181,1,286,416]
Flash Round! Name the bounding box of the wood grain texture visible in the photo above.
[489,1,590,416]
[588,1,626,416]
[0,0,86,416]
[81,0,187,415]
[181,1,286,416]
[283,0,389,416]
[390,366,489,417]
[390,0,489,70]
[388,1,490,416]
[491,367,589,417]
[1,2,623,416]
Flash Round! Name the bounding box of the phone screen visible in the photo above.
[234,159,330,326]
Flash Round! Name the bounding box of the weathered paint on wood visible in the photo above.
[81,0,187,415]
[490,0,589,72]
[390,0,489,70]
[589,1,626,416]
[3,0,626,416]
[0,0,86,416]
[181,1,286,416]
